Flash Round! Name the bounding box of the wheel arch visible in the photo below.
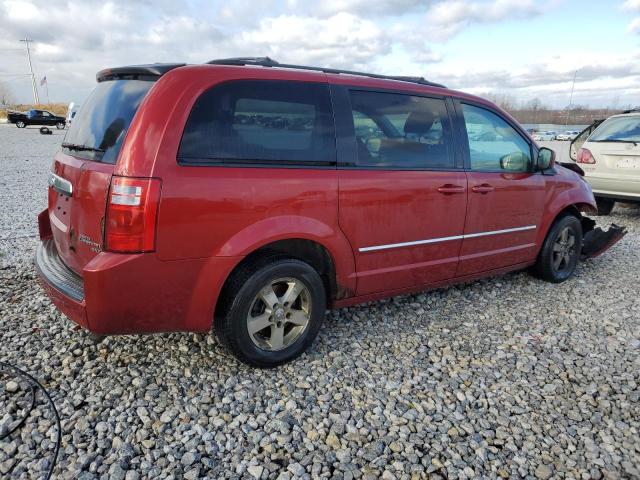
[213,236,352,324]
[213,215,356,291]
[536,201,597,254]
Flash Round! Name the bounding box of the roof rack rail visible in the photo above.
[206,57,446,88]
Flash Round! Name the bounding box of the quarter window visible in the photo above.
[348,90,453,169]
[462,104,531,172]
[178,80,336,165]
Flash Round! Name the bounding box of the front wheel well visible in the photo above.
[544,203,597,249]
[558,203,595,220]
[214,239,337,321]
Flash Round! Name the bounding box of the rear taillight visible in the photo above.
[105,176,161,253]
[577,148,596,164]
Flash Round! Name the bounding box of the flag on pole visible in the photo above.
[40,76,47,86]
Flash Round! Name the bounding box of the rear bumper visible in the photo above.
[35,239,84,301]
[585,175,640,200]
[35,232,241,335]
[35,240,90,330]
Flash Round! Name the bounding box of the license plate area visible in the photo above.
[615,157,640,169]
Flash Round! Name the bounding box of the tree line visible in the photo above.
[485,93,638,125]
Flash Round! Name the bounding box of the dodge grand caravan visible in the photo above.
[36,57,626,367]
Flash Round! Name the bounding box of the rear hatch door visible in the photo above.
[49,78,155,274]
[570,120,603,161]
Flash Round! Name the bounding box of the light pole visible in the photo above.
[19,37,39,104]
[565,70,577,126]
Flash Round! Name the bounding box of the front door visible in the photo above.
[334,87,467,295]
[456,102,546,276]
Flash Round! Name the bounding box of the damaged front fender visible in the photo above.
[581,217,627,259]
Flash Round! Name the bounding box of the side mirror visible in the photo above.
[536,147,555,171]
[500,151,529,171]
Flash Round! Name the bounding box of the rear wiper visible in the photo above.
[61,143,105,153]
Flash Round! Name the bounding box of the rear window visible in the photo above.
[62,79,154,163]
[178,80,336,166]
[589,116,640,143]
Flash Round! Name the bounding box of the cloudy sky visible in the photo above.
[1,0,639,108]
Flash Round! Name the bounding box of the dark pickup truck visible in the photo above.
[7,109,66,129]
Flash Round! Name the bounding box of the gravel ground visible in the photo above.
[0,123,639,479]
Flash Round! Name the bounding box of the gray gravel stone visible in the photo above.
[0,128,639,478]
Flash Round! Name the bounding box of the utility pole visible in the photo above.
[20,37,40,104]
[565,70,577,126]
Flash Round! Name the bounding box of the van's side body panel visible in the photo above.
[36,64,601,336]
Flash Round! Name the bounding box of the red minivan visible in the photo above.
[36,57,625,367]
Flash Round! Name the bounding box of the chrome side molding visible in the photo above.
[359,225,537,253]
[48,172,73,197]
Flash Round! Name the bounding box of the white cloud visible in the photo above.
[0,0,634,108]
[436,50,640,107]
[235,13,392,69]
[629,17,640,33]
[425,0,544,39]
[622,0,640,9]
[314,0,426,17]
[622,0,640,31]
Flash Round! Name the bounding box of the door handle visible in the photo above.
[437,184,466,194]
[471,184,495,194]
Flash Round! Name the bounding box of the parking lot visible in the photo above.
[1,124,638,479]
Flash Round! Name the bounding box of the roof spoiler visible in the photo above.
[206,57,446,88]
[96,63,185,82]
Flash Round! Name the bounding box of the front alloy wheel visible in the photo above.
[532,214,583,283]
[16,121,26,128]
[56,122,65,129]
[551,227,577,274]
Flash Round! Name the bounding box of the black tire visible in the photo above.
[16,121,26,128]
[532,214,583,283]
[215,256,326,368]
[56,122,65,129]
[595,197,615,216]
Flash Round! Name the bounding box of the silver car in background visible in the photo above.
[532,131,557,141]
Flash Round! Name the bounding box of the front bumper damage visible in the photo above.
[581,217,627,259]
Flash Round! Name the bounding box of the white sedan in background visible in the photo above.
[556,130,580,141]
[532,131,557,141]
[574,111,640,214]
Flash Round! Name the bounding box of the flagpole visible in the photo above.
[45,81,50,105]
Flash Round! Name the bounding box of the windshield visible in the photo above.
[589,116,640,143]
[62,79,154,163]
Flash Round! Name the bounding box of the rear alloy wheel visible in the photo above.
[247,277,311,351]
[16,121,26,128]
[56,122,65,129]
[595,196,615,216]
[532,215,583,283]
[215,257,326,367]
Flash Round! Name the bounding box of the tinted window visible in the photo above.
[589,116,640,142]
[462,104,531,172]
[349,90,453,169]
[178,80,336,165]
[63,79,153,163]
